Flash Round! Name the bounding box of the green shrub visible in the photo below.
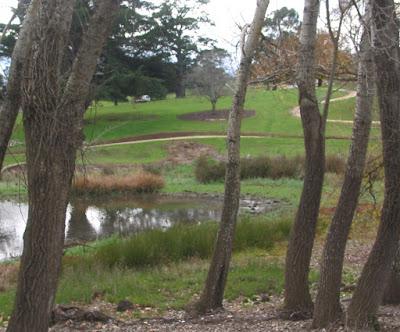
[194,155,226,183]
[195,154,346,183]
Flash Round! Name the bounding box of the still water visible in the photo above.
[0,196,226,261]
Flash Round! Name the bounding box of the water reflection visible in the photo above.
[0,196,222,260]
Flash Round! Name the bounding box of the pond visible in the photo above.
[0,195,278,261]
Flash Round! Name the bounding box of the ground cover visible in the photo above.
[328,97,380,121]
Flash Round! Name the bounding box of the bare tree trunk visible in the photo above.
[6,1,120,331]
[175,57,186,98]
[0,13,17,46]
[211,100,217,112]
[0,0,31,45]
[193,0,269,314]
[346,0,400,329]
[283,0,323,315]
[383,244,400,304]
[0,0,40,174]
[312,16,375,328]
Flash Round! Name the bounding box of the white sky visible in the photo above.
[0,1,304,47]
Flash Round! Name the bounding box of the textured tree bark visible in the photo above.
[346,0,400,329]
[0,0,40,174]
[194,0,270,314]
[6,1,120,331]
[383,244,400,304]
[175,56,186,98]
[0,0,31,45]
[283,0,323,316]
[312,16,374,328]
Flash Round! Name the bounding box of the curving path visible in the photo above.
[290,90,380,126]
[2,93,375,174]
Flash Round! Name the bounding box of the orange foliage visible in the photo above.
[251,32,355,86]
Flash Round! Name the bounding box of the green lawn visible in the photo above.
[9,86,358,145]
[328,97,380,121]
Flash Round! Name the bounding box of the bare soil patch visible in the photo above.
[46,296,400,331]
[164,141,224,164]
[178,109,256,121]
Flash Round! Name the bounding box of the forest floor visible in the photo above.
[46,235,400,332]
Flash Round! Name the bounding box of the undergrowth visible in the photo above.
[91,215,292,268]
[195,154,346,183]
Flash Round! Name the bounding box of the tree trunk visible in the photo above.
[346,0,400,329]
[0,0,40,174]
[211,100,217,112]
[312,21,374,328]
[0,0,31,46]
[175,57,186,98]
[6,1,120,331]
[383,244,400,304]
[283,0,323,316]
[193,0,270,314]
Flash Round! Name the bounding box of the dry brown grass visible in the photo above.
[72,171,165,195]
[0,263,19,292]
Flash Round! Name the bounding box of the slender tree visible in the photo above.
[193,0,270,314]
[346,0,400,329]
[0,0,39,174]
[283,0,323,315]
[283,0,349,315]
[188,48,230,112]
[312,3,375,327]
[6,1,120,331]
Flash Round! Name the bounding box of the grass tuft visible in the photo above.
[72,171,164,195]
[93,215,292,268]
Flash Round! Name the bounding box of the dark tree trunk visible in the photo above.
[312,24,374,328]
[193,0,270,314]
[175,58,186,98]
[6,1,120,331]
[7,1,76,330]
[0,0,40,174]
[383,244,400,304]
[346,0,400,329]
[283,0,323,315]
[211,100,217,112]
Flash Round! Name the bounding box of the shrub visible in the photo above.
[73,171,164,195]
[241,156,271,179]
[94,216,292,268]
[194,155,226,183]
[325,154,346,174]
[267,155,303,179]
[195,154,346,183]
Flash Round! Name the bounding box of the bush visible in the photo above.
[73,171,165,195]
[94,216,292,268]
[195,154,346,183]
[325,154,346,174]
[194,155,226,183]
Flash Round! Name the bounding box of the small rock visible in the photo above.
[116,300,135,312]
[259,293,270,303]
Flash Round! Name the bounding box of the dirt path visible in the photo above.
[290,90,380,126]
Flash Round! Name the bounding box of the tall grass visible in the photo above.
[94,216,292,268]
[73,171,164,195]
[195,154,347,183]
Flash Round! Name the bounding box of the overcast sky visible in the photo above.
[0,1,304,46]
